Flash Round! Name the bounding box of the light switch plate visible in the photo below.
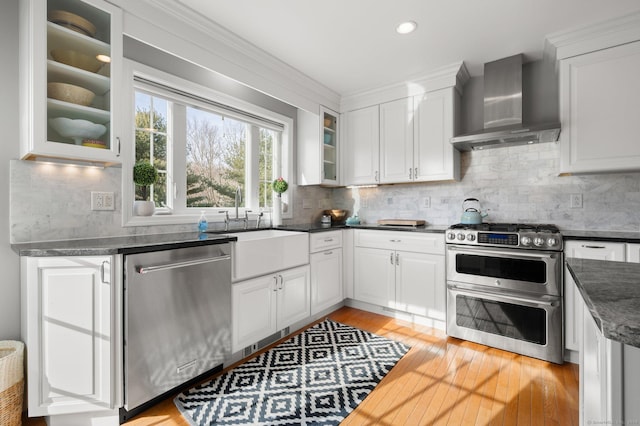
[91,191,115,210]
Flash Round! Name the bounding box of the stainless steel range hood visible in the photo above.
[451,54,560,151]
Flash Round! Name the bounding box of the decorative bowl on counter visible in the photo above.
[47,82,95,106]
[324,209,348,223]
[48,10,97,37]
[49,117,106,145]
[50,49,103,73]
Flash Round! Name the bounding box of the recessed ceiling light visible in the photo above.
[396,21,417,35]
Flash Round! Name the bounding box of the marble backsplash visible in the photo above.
[332,143,640,232]
[10,142,640,243]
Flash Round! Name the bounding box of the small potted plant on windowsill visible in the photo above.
[133,161,158,216]
[272,177,288,226]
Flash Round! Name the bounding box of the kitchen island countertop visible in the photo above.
[566,257,640,349]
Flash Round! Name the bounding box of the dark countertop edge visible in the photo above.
[345,224,447,233]
[12,233,237,257]
[562,230,640,243]
[565,258,640,349]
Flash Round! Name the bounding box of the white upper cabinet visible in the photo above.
[297,106,340,186]
[20,0,123,164]
[343,105,380,185]
[414,88,460,181]
[341,64,465,187]
[380,98,414,183]
[551,12,640,174]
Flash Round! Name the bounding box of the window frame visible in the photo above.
[121,59,293,227]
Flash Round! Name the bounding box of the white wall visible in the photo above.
[1,0,22,340]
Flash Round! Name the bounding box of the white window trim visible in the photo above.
[120,59,294,227]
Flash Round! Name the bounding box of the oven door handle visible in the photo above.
[448,284,559,307]
[447,245,559,260]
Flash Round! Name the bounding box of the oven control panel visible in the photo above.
[446,230,562,250]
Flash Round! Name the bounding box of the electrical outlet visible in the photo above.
[570,193,583,209]
[91,191,115,211]
[302,198,312,209]
[424,197,431,208]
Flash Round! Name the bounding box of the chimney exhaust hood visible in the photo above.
[451,54,560,151]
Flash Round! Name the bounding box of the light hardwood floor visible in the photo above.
[24,306,579,425]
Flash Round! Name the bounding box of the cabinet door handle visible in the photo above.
[116,137,121,157]
[409,168,412,180]
[100,260,110,284]
[583,245,606,249]
[324,238,334,242]
[389,239,402,243]
[324,251,333,256]
[375,171,379,182]
[279,275,284,290]
[390,252,394,264]
[396,253,399,265]
[414,167,418,178]
[273,276,278,291]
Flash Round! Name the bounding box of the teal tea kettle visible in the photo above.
[461,198,488,224]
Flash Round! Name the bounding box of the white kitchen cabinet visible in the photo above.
[380,98,413,183]
[413,88,460,181]
[21,255,119,417]
[559,40,640,174]
[581,300,623,425]
[353,230,445,322]
[343,105,380,185]
[20,0,123,164]
[232,265,310,352]
[344,88,460,186]
[297,106,340,186]
[627,243,640,262]
[309,231,343,315]
[564,241,625,356]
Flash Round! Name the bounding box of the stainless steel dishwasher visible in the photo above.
[121,243,231,422]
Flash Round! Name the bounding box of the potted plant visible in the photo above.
[133,161,158,216]
[271,177,288,226]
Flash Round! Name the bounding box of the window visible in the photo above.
[123,59,293,225]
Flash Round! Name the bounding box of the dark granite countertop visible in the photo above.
[278,223,447,233]
[562,230,640,243]
[12,232,237,257]
[566,257,640,349]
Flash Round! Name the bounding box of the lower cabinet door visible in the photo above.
[354,247,395,307]
[277,265,311,329]
[232,274,278,352]
[395,251,445,319]
[310,249,343,315]
[23,256,114,416]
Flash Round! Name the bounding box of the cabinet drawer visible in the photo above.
[354,230,444,254]
[310,230,342,252]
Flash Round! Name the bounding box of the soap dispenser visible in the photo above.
[198,211,208,232]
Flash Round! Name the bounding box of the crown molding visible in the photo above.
[112,0,340,113]
[340,61,469,112]
[547,10,640,60]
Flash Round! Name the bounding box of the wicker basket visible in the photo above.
[0,341,24,426]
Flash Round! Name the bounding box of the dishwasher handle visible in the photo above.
[136,254,231,274]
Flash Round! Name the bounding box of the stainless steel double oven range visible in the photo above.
[446,223,564,364]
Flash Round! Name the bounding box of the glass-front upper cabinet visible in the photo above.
[20,0,122,164]
[321,107,338,184]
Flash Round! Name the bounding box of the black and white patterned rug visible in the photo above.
[174,319,410,425]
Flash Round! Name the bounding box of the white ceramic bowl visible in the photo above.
[49,117,107,145]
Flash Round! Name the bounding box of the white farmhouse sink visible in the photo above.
[229,230,309,281]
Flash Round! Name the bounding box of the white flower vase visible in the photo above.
[272,194,282,226]
[133,200,155,216]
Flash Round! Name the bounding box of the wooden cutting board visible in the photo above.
[377,219,426,226]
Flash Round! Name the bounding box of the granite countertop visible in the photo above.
[278,223,447,233]
[12,232,237,257]
[562,229,640,243]
[566,257,640,349]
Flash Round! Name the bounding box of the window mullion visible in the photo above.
[172,103,187,212]
[245,125,260,210]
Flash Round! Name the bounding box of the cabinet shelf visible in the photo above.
[324,127,336,133]
[323,143,335,149]
[323,160,335,165]
[47,21,110,57]
[48,98,110,123]
[47,60,110,94]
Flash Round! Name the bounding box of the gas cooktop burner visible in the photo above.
[449,223,560,233]
[446,223,562,251]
